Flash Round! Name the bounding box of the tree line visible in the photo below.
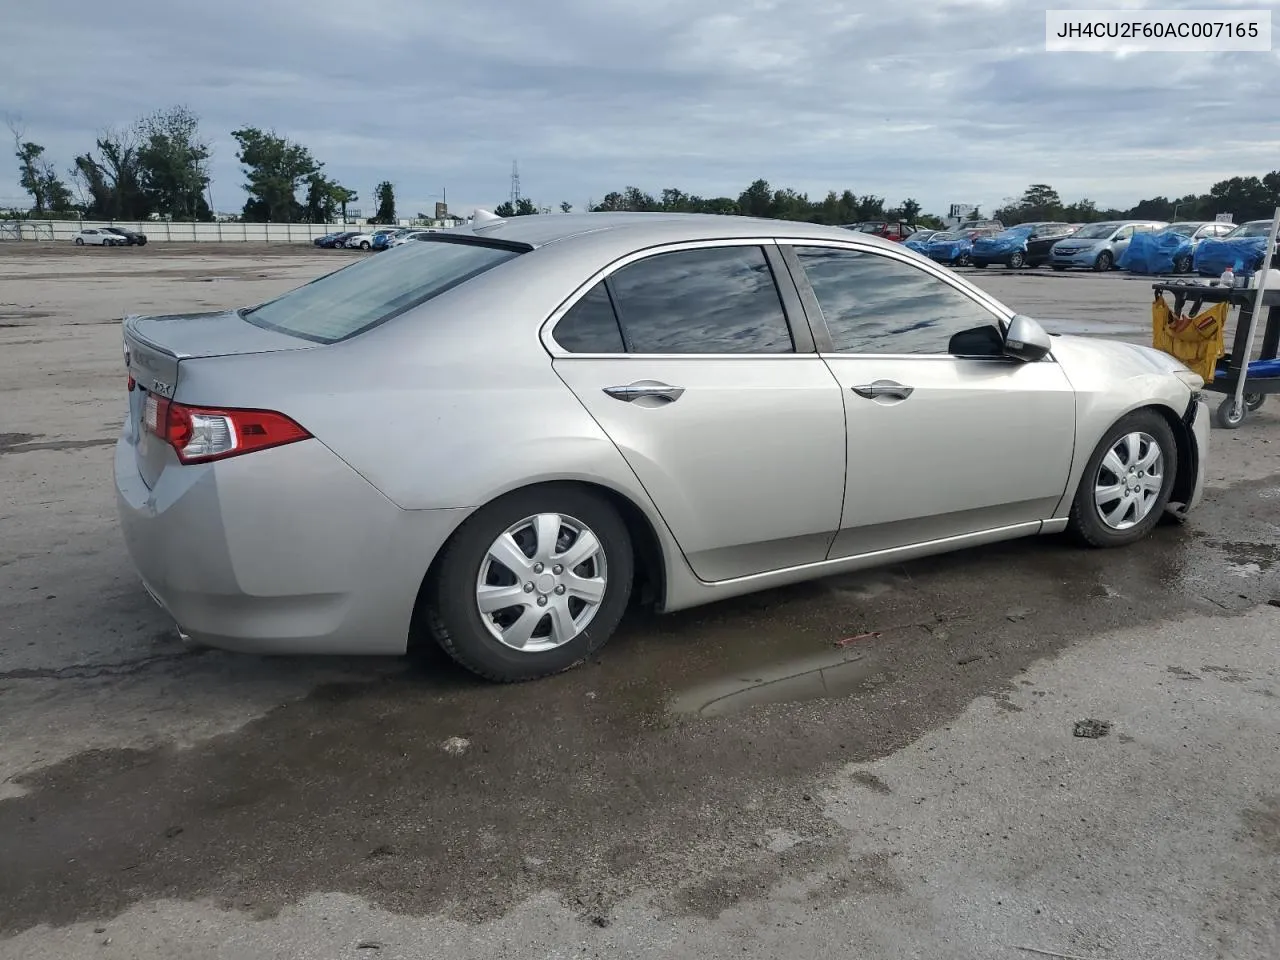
[6,108,401,224]
[11,107,1280,229]
[993,177,1280,228]
[498,173,1280,229]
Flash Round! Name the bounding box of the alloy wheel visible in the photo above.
[1094,432,1164,530]
[476,512,608,652]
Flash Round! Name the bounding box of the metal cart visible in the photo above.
[1151,281,1280,429]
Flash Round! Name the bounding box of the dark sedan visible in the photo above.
[971,222,1076,269]
[103,227,147,246]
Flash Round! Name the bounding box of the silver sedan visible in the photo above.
[115,212,1210,681]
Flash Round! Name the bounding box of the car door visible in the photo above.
[1110,224,1137,259]
[547,241,848,582]
[780,241,1077,558]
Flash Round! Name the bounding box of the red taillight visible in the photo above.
[143,394,310,464]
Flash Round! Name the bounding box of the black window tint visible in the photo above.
[553,281,625,353]
[609,246,793,354]
[793,247,1000,355]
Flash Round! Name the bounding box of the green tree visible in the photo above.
[372,180,396,223]
[231,127,320,222]
[560,201,572,213]
[10,126,73,215]
[136,106,211,221]
[72,129,148,220]
[737,179,773,218]
[303,173,356,223]
[898,198,922,223]
[515,197,537,216]
[493,200,515,217]
[854,195,885,220]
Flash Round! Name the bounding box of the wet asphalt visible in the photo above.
[1,249,1278,954]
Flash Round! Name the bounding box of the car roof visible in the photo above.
[452,211,907,251]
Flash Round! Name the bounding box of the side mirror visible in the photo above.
[1003,314,1052,362]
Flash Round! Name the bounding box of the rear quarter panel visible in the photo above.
[170,241,693,580]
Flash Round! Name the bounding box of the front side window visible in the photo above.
[607,246,794,354]
[243,239,522,343]
[792,246,1001,355]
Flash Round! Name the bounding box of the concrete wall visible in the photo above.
[1,219,347,244]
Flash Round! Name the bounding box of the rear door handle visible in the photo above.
[851,380,914,401]
[603,381,685,403]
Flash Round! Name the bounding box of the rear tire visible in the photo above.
[427,484,633,682]
[1067,410,1176,548]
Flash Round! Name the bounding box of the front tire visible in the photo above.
[1094,250,1114,271]
[360,240,371,250]
[1009,251,1026,269]
[74,237,84,245]
[1174,254,1192,273]
[427,484,634,682]
[1067,410,1176,548]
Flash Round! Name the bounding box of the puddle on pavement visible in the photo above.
[669,647,881,717]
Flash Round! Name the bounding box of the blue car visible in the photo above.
[1193,219,1275,277]
[922,231,974,266]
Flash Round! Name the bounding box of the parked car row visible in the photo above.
[73,227,148,247]
[314,227,442,250]
[901,217,1262,274]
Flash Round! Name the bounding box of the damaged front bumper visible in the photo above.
[1165,395,1209,519]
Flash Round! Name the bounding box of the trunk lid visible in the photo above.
[122,310,315,488]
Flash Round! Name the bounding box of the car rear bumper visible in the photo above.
[114,421,470,655]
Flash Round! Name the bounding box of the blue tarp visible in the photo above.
[972,226,1033,259]
[1118,230,1194,274]
[1193,237,1268,276]
[1216,357,1280,378]
[904,235,933,253]
[925,235,973,263]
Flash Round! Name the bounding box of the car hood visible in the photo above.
[1050,332,1196,380]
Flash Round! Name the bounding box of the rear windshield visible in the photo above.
[242,238,522,343]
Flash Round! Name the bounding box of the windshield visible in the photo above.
[1227,221,1273,238]
[1166,223,1201,236]
[1071,222,1119,240]
[931,232,962,241]
[242,238,523,343]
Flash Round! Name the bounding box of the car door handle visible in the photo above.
[603,381,685,403]
[851,380,914,401]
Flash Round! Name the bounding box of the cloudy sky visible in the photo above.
[4,0,1278,219]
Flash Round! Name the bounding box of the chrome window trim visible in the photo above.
[540,237,809,360]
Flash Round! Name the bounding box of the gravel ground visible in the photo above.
[1,244,1278,958]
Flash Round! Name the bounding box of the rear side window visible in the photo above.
[243,239,522,343]
[553,282,625,353]
[609,246,794,354]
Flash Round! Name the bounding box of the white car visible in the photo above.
[388,229,439,247]
[73,228,126,247]
[344,228,400,250]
